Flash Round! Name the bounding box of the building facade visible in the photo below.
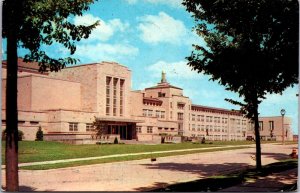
[1,59,294,142]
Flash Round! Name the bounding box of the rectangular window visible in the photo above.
[30,121,39,125]
[147,126,153,133]
[106,77,111,115]
[201,115,204,122]
[170,102,173,108]
[136,126,142,133]
[170,111,173,119]
[156,110,160,118]
[158,127,162,130]
[164,127,169,130]
[113,78,118,116]
[69,122,78,132]
[148,110,153,117]
[120,79,124,116]
[269,121,274,130]
[259,121,264,131]
[192,124,195,131]
[86,123,94,131]
[161,111,165,118]
[192,114,196,121]
[143,109,147,116]
[177,113,184,120]
[197,125,201,131]
[18,120,25,124]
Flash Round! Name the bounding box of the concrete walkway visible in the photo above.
[1,143,297,191]
[219,168,298,192]
[2,144,253,168]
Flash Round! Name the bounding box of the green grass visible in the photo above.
[2,140,255,164]
[150,159,298,192]
[19,146,249,170]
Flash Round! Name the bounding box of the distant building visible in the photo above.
[1,58,294,142]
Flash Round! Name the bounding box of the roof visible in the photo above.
[145,83,182,90]
[2,58,48,74]
[143,97,163,105]
[191,104,242,115]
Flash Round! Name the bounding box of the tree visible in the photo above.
[3,0,99,191]
[36,126,44,141]
[183,0,298,170]
[93,117,106,140]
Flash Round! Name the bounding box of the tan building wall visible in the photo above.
[247,116,293,141]
[1,59,295,142]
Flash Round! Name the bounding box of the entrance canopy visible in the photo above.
[95,117,144,140]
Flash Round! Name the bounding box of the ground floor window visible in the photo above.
[69,122,78,131]
[86,123,94,131]
[147,126,153,133]
[136,126,142,133]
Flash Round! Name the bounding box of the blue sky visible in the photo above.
[3,0,299,134]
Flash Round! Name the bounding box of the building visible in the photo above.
[1,59,294,142]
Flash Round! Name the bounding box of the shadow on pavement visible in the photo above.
[134,162,252,191]
[242,152,291,161]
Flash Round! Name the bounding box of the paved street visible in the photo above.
[1,143,297,191]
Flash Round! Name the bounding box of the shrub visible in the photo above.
[2,129,24,141]
[35,126,43,141]
[114,137,118,144]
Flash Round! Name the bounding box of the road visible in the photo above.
[1,143,297,191]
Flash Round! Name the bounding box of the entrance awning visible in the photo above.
[95,117,144,123]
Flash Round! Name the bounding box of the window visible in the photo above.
[86,123,94,131]
[143,109,147,116]
[170,102,173,108]
[201,125,205,131]
[201,115,205,122]
[161,111,165,118]
[170,128,175,130]
[170,111,173,119]
[177,103,185,109]
[148,110,153,117]
[197,115,201,121]
[106,77,111,115]
[120,79,124,116]
[158,127,162,130]
[269,121,274,131]
[113,78,118,116]
[156,110,160,118]
[206,116,213,122]
[259,121,263,131]
[158,92,166,97]
[136,126,142,133]
[18,120,25,124]
[197,125,201,131]
[192,124,195,131]
[177,113,184,120]
[147,126,153,133]
[69,122,78,131]
[30,121,39,125]
[164,127,169,130]
[192,114,195,121]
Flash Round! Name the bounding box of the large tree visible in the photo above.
[183,0,298,169]
[3,0,99,191]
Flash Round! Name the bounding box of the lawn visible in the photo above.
[1,140,256,164]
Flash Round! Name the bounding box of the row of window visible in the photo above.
[3,120,40,125]
[106,76,125,116]
[143,109,166,118]
[190,124,229,133]
[136,126,176,134]
[69,123,94,132]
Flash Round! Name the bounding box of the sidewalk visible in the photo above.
[219,168,298,192]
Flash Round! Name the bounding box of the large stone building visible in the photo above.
[1,58,293,142]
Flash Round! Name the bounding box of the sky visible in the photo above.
[2,0,299,134]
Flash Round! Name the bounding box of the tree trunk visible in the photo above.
[253,96,262,170]
[5,0,19,191]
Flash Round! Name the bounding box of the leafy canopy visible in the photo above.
[183,0,298,118]
[3,0,99,71]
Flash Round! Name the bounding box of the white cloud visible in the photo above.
[147,60,203,79]
[138,12,204,45]
[75,43,139,62]
[74,14,129,42]
[124,0,183,8]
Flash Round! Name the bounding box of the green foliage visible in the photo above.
[113,137,118,144]
[3,0,99,72]
[2,129,24,141]
[93,117,105,138]
[35,126,44,141]
[183,0,298,119]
